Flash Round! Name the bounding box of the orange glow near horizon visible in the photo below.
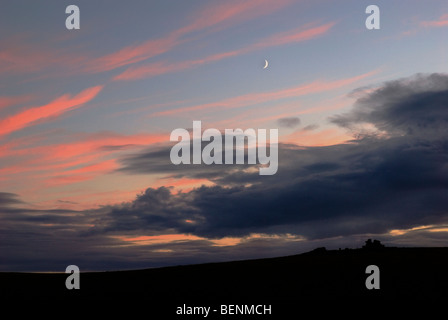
[389,225,435,236]
[114,234,204,245]
[428,227,448,233]
[113,233,305,247]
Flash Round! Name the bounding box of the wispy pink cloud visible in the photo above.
[88,0,294,74]
[113,50,240,81]
[421,14,448,27]
[44,159,119,187]
[207,96,351,132]
[173,0,293,36]
[114,22,335,81]
[1,1,294,78]
[0,86,103,137]
[0,132,168,188]
[0,132,167,160]
[0,35,89,77]
[152,70,377,117]
[0,95,35,110]
[285,127,351,146]
[251,22,335,49]
[86,35,181,73]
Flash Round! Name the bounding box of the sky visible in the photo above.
[1,0,448,271]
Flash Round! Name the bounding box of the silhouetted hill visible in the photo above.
[1,246,448,310]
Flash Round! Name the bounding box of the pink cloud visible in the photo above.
[114,22,335,81]
[0,95,35,110]
[421,14,448,27]
[1,132,167,161]
[152,70,377,117]
[44,159,119,187]
[89,0,294,74]
[173,0,293,37]
[47,132,167,160]
[0,131,168,188]
[285,127,351,147]
[113,50,240,81]
[2,1,294,78]
[250,22,335,49]
[86,35,181,73]
[0,35,89,76]
[0,86,103,137]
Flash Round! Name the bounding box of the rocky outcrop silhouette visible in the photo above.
[362,239,385,250]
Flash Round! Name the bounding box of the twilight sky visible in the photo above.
[1,0,448,271]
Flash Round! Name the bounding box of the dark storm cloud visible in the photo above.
[118,139,257,182]
[277,117,301,128]
[332,73,448,138]
[0,192,23,205]
[0,194,108,271]
[2,73,448,271]
[110,73,448,239]
[107,139,447,239]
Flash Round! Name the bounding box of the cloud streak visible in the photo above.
[152,70,376,117]
[114,22,335,81]
[421,14,448,27]
[0,131,168,190]
[0,95,34,110]
[277,117,301,128]
[1,1,294,79]
[0,86,103,138]
[88,0,294,74]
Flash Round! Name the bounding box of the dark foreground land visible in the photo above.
[1,246,448,309]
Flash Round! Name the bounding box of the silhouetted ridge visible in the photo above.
[1,244,448,303]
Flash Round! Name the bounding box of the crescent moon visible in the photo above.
[263,59,269,69]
